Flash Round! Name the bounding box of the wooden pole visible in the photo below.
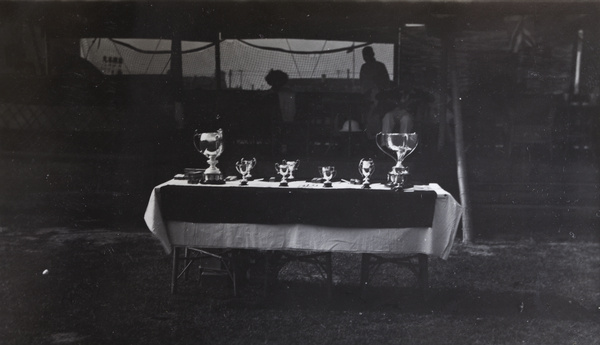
[170,35,183,100]
[393,26,401,86]
[573,29,584,96]
[170,34,184,130]
[449,47,473,243]
[213,33,223,131]
[438,31,450,151]
[215,32,222,90]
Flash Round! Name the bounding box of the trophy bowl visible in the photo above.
[376,132,418,188]
[193,128,224,183]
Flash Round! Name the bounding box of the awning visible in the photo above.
[1,1,598,42]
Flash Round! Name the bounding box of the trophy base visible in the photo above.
[387,172,413,190]
[279,181,288,187]
[323,181,333,188]
[203,172,225,184]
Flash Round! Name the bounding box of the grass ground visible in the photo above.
[1,226,599,345]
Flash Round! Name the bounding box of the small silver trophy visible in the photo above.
[319,166,336,187]
[244,157,257,180]
[275,160,291,187]
[358,158,375,189]
[376,132,418,189]
[193,128,224,183]
[235,157,256,185]
[286,160,300,180]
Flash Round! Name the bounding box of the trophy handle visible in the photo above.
[405,143,418,160]
[214,128,224,157]
[235,162,245,175]
[404,134,419,159]
[375,132,397,162]
[193,130,202,153]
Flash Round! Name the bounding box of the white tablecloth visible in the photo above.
[144,180,462,259]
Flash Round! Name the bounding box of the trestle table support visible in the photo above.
[171,246,238,296]
[360,253,429,299]
[265,251,333,298]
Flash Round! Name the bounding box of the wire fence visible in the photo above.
[81,38,395,90]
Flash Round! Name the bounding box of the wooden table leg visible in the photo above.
[171,246,179,294]
[183,247,190,281]
[325,252,333,298]
[230,251,238,297]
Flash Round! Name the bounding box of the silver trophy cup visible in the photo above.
[286,160,300,180]
[193,128,224,183]
[235,157,256,185]
[275,161,291,187]
[319,166,336,187]
[376,132,418,189]
[358,158,375,189]
[244,157,257,180]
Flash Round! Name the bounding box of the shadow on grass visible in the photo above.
[171,275,599,324]
[2,227,599,345]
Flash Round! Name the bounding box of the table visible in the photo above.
[144,179,462,295]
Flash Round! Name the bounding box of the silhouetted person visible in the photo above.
[359,46,393,137]
[265,69,296,122]
[265,69,297,153]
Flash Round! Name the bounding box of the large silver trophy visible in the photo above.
[193,128,224,183]
[376,132,418,189]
